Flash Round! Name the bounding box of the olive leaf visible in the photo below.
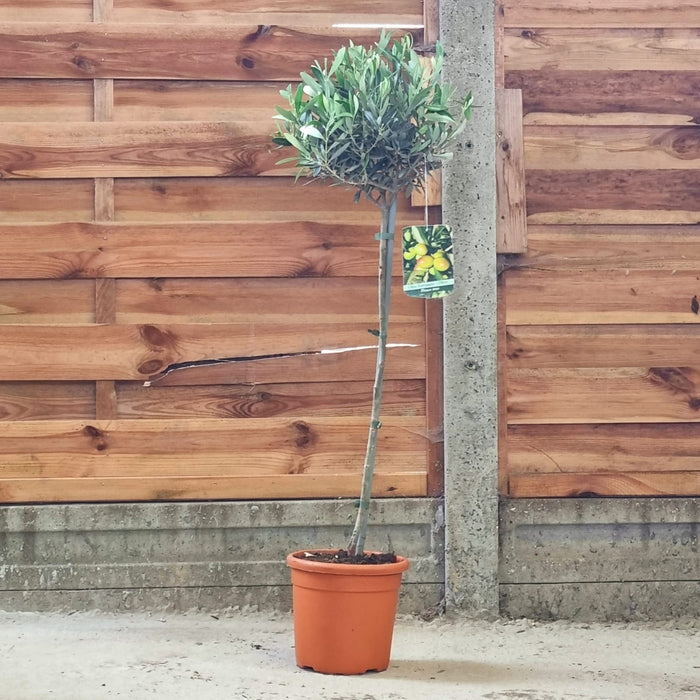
[272,31,472,204]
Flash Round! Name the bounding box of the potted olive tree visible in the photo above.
[272,31,471,675]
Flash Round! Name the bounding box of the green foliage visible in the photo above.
[272,32,472,205]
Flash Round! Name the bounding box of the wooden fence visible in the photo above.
[0,1,442,503]
[498,0,700,497]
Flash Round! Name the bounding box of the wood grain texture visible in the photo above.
[509,471,700,498]
[0,79,92,121]
[0,121,287,179]
[115,278,423,324]
[0,382,95,421]
[506,71,700,125]
[0,416,428,501]
[499,1,700,499]
[137,346,424,387]
[525,170,700,225]
[0,180,94,222]
[0,322,425,381]
[93,0,112,22]
[0,473,426,503]
[0,24,392,81]
[509,225,700,271]
[113,81,284,122]
[422,0,439,44]
[507,325,700,368]
[497,274,509,494]
[525,126,700,171]
[508,423,700,474]
[410,171,442,208]
[117,380,425,418]
[0,222,410,279]
[0,0,91,21]
[505,269,700,325]
[112,0,422,26]
[113,177,422,225]
[505,29,700,72]
[507,367,700,424]
[502,1,700,29]
[0,416,426,459]
[496,88,527,253]
[0,4,434,504]
[0,280,94,324]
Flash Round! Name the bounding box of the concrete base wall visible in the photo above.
[0,499,444,616]
[500,497,700,621]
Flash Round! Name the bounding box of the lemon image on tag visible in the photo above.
[402,224,454,299]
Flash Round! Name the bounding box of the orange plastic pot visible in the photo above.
[286,550,409,675]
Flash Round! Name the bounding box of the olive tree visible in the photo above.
[273,32,471,557]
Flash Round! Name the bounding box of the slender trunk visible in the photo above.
[347,194,398,556]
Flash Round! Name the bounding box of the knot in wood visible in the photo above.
[292,421,314,449]
[72,55,97,73]
[139,324,177,350]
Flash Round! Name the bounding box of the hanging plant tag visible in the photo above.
[402,225,455,299]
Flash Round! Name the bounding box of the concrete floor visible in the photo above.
[0,611,698,700]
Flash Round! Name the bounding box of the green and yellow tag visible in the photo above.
[402,225,454,299]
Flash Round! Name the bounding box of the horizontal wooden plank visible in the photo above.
[0,415,425,456]
[0,472,427,503]
[0,221,409,279]
[137,344,424,386]
[0,23,390,81]
[502,1,700,28]
[507,325,700,368]
[0,121,289,179]
[525,126,700,171]
[0,322,425,381]
[508,423,700,474]
[113,177,423,226]
[505,29,700,72]
[0,176,420,228]
[0,79,92,121]
[113,81,284,122]
[0,453,426,478]
[0,180,94,222]
[115,278,423,323]
[509,471,700,498]
[113,0,422,25]
[117,379,425,417]
[511,225,700,271]
[0,0,422,24]
[0,1,91,22]
[507,367,700,424]
[506,71,700,126]
[505,269,700,325]
[0,280,93,323]
[0,382,94,421]
[526,170,700,225]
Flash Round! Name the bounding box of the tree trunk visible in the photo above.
[347,194,398,556]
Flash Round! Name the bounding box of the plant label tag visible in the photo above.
[401,225,455,298]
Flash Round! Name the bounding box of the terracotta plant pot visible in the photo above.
[286,550,409,675]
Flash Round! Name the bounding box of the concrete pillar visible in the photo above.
[440,0,499,617]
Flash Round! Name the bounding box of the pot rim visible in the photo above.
[286,549,409,576]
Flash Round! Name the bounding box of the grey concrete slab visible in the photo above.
[0,499,444,615]
[500,498,700,620]
[501,581,700,622]
[500,498,700,583]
